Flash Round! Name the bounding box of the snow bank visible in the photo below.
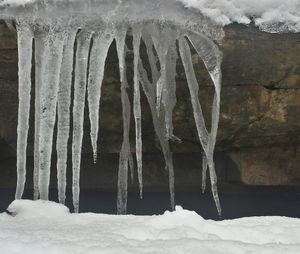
[0,200,300,254]
[178,0,300,33]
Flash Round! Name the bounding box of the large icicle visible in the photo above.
[138,36,175,210]
[163,41,180,142]
[56,31,76,205]
[87,28,114,163]
[33,35,44,200]
[15,22,33,200]
[116,26,132,214]
[148,25,168,115]
[38,29,65,201]
[72,30,92,213]
[186,32,222,216]
[147,26,176,118]
[132,26,143,199]
[178,35,221,216]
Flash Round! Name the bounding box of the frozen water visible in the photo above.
[132,26,143,200]
[15,22,33,200]
[87,26,114,163]
[38,30,65,201]
[72,31,92,213]
[0,0,224,214]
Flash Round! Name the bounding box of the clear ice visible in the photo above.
[0,0,224,215]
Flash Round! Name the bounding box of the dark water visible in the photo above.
[1,187,300,220]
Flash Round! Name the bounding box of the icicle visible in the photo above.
[128,154,134,183]
[33,35,44,200]
[132,26,143,199]
[178,35,222,216]
[116,26,135,214]
[56,31,76,205]
[138,42,175,211]
[186,32,222,216]
[15,22,33,200]
[201,153,207,193]
[148,25,176,116]
[87,28,114,163]
[141,31,159,85]
[178,37,209,150]
[72,30,92,213]
[38,30,65,200]
[163,41,180,142]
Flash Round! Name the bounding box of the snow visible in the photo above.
[0,200,300,254]
[1,0,300,33]
[0,0,34,6]
[178,0,300,33]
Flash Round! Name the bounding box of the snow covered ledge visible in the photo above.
[0,0,224,215]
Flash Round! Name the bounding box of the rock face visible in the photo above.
[0,21,299,189]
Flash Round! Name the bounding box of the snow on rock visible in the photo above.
[178,0,300,33]
[0,200,300,254]
[6,199,70,218]
[0,0,34,6]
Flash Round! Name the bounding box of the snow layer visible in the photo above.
[0,200,300,254]
[179,0,300,33]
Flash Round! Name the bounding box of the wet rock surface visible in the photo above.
[0,21,299,188]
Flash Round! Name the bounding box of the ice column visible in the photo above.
[56,31,76,204]
[116,26,132,214]
[38,29,64,200]
[87,27,114,163]
[33,35,44,200]
[15,21,33,200]
[178,32,222,216]
[132,26,143,199]
[138,27,178,210]
[72,31,92,213]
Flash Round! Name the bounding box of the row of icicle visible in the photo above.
[14,19,222,215]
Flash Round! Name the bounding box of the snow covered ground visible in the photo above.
[0,200,300,254]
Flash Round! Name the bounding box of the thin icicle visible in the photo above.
[138,48,175,211]
[179,35,221,216]
[87,28,114,163]
[141,31,159,85]
[72,30,92,213]
[148,25,176,116]
[128,154,134,183]
[56,31,76,205]
[163,41,180,142]
[208,159,222,216]
[15,22,33,200]
[132,26,143,199]
[33,35,44,200]
[116,26,133,214]
[186,32,222,216]
[38,30,65,201]
[178,37,209,151]
[201,153,207,193]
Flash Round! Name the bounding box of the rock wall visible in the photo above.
[0,21,299,189]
